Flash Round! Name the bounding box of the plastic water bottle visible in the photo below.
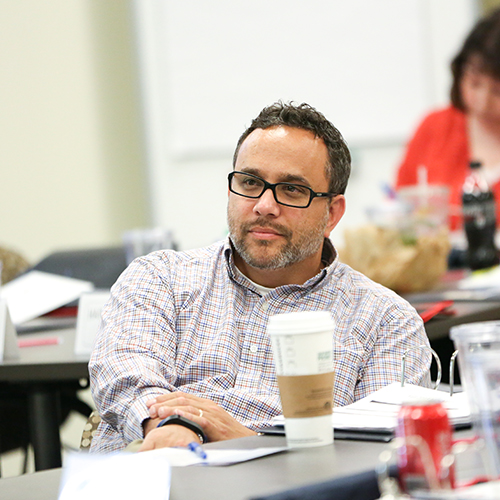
[462,161,499,270]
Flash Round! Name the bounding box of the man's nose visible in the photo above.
[253,188,281,217]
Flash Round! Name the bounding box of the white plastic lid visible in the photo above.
[450,321,500,343]
[267,311,334,335]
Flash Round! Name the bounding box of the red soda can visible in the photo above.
[396,399,454,492]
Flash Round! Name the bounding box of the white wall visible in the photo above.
[336,1,478,247]
[0,0,479,267]
[0,1,148,264]
[133,0,478,251]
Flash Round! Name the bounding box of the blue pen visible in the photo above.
[188,441,207,460]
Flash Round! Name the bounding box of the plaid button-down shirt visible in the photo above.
[89,238,430,452]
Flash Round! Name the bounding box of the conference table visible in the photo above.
[0,431,486,500]
[0,326,88,471]
[0,435,384,500]
[416,300,500,342]
[1,286,500,474]
[405,281,500,384]
[404,268,500,343]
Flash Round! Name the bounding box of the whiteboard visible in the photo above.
[136,0,436,156]
[132,0,476,251]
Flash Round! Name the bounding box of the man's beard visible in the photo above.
[227,208,329,270]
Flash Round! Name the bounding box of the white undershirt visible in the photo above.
[233,265,274,295]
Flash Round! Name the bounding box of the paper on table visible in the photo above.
[334,383,470,430]
[0,270,94,325]
[272,382,470,433]
[59,447,287,499]
[457,265,500,291]
[147,445,288,467]
[59,445,288,499]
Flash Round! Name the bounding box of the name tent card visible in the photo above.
[75,291,110,356]
[59,451,171,500]
[0,298,19,361]
[0,270,94,326]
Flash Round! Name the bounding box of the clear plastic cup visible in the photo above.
[398,185,450,238]
[122,228,175,264]
[450,321,500,478]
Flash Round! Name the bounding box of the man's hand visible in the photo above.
[139,422,200,452]
[145,392,256,442]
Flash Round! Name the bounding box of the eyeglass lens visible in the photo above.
[231,172,311,207]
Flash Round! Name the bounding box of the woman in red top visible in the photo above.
[396,8,500,231]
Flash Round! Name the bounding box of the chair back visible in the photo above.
[80,410,101,451]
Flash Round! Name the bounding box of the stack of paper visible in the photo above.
[272,382,471,435]
[455,265,500,300]
[58,446,288,498]
[332,383,470,433]
[457,265,500,290]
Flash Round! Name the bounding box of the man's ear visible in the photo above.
[324,195,346,237]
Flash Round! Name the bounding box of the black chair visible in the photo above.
[80,410,101,451]
[30,246,128,293]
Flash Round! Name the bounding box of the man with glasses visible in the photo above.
[89,102,430,453]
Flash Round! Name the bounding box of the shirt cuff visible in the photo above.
[122,390,171,443]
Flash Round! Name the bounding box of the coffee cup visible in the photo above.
[268,310,335,448]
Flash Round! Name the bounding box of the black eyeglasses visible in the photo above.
[228,171,336,209]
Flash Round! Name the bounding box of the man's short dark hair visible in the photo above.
[233,101,351,195]
[451,7,500,110]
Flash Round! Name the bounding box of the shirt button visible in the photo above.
[249,345,258,354]
[261,302,269,312]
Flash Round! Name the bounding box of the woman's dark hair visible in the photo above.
[233,101,351,195]
[451,7,500,110]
